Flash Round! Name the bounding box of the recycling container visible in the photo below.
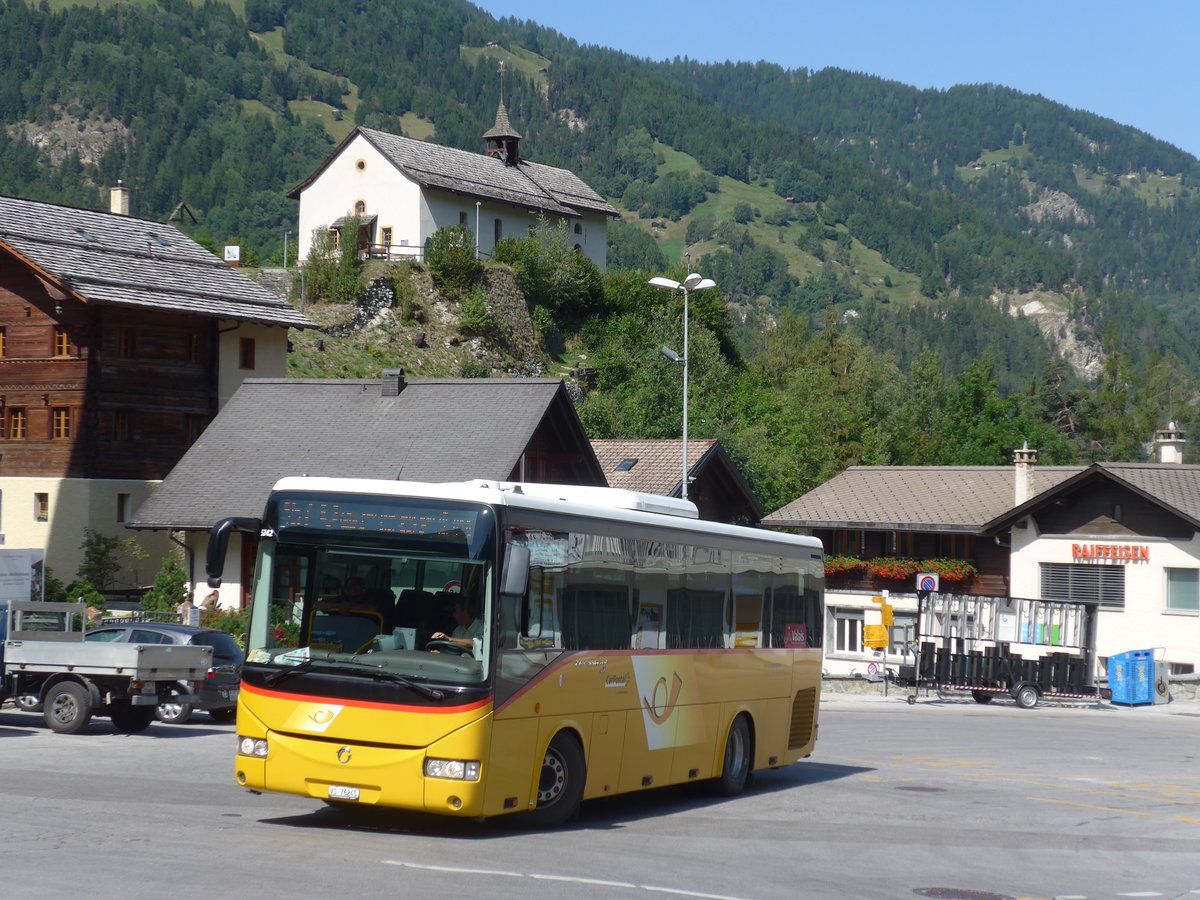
[1108,649,1154,705]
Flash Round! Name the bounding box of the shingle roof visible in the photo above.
[591,439,719,496]
[0,194,312,328]
[482,102,522,140]
[1101,464,1200,522]
[984,462,1200,531]
[289,127,618,219]
[764,465,1082,532]
[766,461,1200,534]
[129,377,597,529]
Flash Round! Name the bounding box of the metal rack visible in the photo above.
[893,593,1101,709]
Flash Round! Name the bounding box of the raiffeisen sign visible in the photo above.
[1071,543,1150,562]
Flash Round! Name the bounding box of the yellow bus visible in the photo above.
[208,477,824,826]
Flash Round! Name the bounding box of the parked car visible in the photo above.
[83,623,243,724]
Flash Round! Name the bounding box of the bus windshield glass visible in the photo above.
[244,492,496,687]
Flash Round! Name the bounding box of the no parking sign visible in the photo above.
[916,572,939,600]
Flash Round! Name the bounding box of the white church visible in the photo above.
[289,102,618,270]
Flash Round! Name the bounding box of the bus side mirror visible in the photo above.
[206,517,262,588]
[499,544,530,598]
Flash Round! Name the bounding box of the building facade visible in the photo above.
[766,430,1200,678]
[0,191,311,585]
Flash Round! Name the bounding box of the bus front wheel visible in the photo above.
[523,733,585,828]
[710,715,752,797]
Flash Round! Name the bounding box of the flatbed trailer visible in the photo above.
[2,600,212,733]
[892,593,1101,709]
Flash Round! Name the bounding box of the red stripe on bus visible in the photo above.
[242,680,491,714]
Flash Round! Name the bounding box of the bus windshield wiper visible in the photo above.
[264,655,445,699]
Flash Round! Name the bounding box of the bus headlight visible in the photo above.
[238,736,269,758]
[424,758,480,781]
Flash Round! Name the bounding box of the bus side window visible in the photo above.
[769,574,823,648]
[665,588,726,649]
[562,585,628,650]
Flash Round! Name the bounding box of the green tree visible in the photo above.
[64,579,107,611]
[606,219,666,271]
[426,224,478,297]
[303,219,365,304]
[492,218,602,322]
[77,528,145,591]
[140,557,189,613]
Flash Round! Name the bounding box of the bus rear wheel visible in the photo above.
[709,715,752,797]
[523,733,585,828]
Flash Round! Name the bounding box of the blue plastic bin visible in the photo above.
[1108,649,1154,705]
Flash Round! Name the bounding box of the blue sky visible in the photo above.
[472,0,1200,159]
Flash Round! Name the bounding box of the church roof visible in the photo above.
[289,126,616,219]
[482,101,522,140]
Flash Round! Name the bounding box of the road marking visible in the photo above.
[1028,795,1200,825]
[531,874,638,888]
[1029,796,1160,818]
[384,861,524,877]
[383,861,755,899]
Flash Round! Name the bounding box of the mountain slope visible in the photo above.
[2,0,1198,386]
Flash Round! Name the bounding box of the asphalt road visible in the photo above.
[1,692,1197,900]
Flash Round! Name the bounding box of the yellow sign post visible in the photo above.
[866,593,895,695]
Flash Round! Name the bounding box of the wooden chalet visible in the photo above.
[591,438,764,525]
[0,190,312,582]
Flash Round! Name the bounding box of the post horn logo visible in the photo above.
[642,672,683,725]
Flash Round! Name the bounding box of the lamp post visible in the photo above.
[649,272,717,502]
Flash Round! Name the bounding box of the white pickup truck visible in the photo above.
[1,600,212,734]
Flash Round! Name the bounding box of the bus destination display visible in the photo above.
[276,495,479,540]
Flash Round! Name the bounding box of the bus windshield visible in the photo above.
[244,492,496,687]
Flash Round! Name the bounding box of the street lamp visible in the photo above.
[649,272,717,502]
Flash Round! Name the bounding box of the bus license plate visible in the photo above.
[328,785,360,801]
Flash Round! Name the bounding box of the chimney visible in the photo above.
[110,181,130,216]
[1154,422,1185,464]
[381,368,407,397]
[1014,443,1038,506]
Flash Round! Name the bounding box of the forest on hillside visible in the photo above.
[3,0,1200,508]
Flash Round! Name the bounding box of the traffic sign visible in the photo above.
[863,624,889,648]
[916,572,939,601]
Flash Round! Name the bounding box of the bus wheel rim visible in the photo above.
[537,749,567,804]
